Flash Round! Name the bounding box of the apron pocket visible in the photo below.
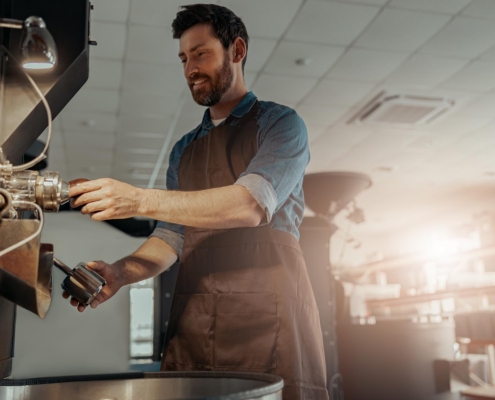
[165,294,213,367]
[214,293,277,369]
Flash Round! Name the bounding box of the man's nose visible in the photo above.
[185,61,199,80]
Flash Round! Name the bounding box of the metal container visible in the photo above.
[0,371,283,400]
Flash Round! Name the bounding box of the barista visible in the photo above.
[67,4,328,400]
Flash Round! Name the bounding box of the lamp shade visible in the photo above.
[20,16,57,69]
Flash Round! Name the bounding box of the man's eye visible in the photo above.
[180,59,186,64]
[199,51,206,56]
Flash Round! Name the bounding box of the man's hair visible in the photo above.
[172,4,249,72]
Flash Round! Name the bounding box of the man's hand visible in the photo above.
[62,260,125,312]
[70,178,144,221]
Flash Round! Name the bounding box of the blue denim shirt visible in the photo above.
[150,91,310,255]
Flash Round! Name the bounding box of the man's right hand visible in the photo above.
[62,260,125,313]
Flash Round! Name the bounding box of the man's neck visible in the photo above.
[209,87,248,120]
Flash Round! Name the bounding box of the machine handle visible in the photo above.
[53,257,73,276]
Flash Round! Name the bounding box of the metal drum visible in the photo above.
[0,371,283,400]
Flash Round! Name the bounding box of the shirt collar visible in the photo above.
[201,91,257,129]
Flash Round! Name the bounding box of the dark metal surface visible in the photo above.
[0,371,284,400]
[0,0,90,162]
[0,295,15,379]
[303,172,372,217]
[338,320,456,400]
[0,219,52,318]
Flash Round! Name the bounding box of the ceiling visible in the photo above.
[44,0,495,253]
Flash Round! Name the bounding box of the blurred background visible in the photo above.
[3,0,495,399]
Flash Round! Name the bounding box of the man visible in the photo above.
[67,4,328,399]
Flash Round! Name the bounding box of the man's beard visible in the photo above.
[189,52,234,107]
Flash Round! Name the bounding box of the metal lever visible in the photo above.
[53,257,106,306]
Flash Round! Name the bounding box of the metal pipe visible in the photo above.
[0,18,23,29]
[53,257,73,276]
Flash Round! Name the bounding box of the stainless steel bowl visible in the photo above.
[0,371,283,400]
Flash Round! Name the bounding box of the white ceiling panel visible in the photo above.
[462,0,495,20]
[66,147,114,164]
[126,26,179,65]
[64,131,116,150]
[120,91,179,118]
[286,1,380,46]
[264,41,344,78]
[60,112,118,133]
[86,59,124,90]
[355,8,450,52]
[244,73,257,91]
[420,17,495,59]
[116,133,166,150]
[442,61,495,92]
[219,0,303,39]
[112,151,159,165]
[390,0,471,14]
[129,0,217,27]
[252,74,318,104]
[245,38,278,73]
[303,80,376,107]
[179,96,208,121]
[122,62,185,96]
[458,93,495,118]
[385,54,469,89]
[118,115,173,135]
[91,0,131,23]
[326,48,408,83]
[305,125,328,144]
[340,0,388,5]
[90,21,127,60]
[296,104,347,127]
[65,87,120,114]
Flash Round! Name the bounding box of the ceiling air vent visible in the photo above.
[348,91,455,127]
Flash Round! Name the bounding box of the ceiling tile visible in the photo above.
[218,0,303,39]
[264,41,344,78]
[116,133,166,150]
[122,62,185,95]
[66,147,114,165]
[179,96,208,121]
[385,54,469,89]
[390,0,471,14]
[244,73,257,91]
[65,87,120,114]
[252,74,317,104]
[86,59,123,90]
[118,115,173,134]
[355,8,450,52]
[90,0,131,23]
[64,132,116,150]
[129,0,217,27]
[457,93,495,118]
[420,17,495,58]
[441,61,495,92]
[120,91,179,118]
[113,151,159,164]
[245,38,278,73]
[305,125,328,144]
[126,26,179,65]
[462,0,495,20]
[303,80,376,107]
[340,0,388,5]
[296,104,347,127]
[90,21,127,60]
[286,2,380,46]
[59,112,118,133]
[326,48,408,82]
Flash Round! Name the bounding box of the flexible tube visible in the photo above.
[0,201,43,258]
[0,45,52,171]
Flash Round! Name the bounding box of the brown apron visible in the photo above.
[161,101,329,400]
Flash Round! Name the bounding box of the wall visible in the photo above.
[10,212,146,379]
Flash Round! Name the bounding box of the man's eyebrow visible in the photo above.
[178,43,206,58]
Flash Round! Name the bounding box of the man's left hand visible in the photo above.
[70,178,144,221]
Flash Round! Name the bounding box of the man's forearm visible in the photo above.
[139,184,264,229]
[114,237,178,285]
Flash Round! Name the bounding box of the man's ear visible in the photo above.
[232,37,247,64]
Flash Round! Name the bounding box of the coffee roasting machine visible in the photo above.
[0,0,92,378]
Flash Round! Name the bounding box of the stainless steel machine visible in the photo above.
[0,0,92,379]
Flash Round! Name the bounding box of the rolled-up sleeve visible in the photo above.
[234,106,310,224]
[149,139,186,256]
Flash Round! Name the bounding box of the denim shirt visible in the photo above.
[150,91,310,255]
